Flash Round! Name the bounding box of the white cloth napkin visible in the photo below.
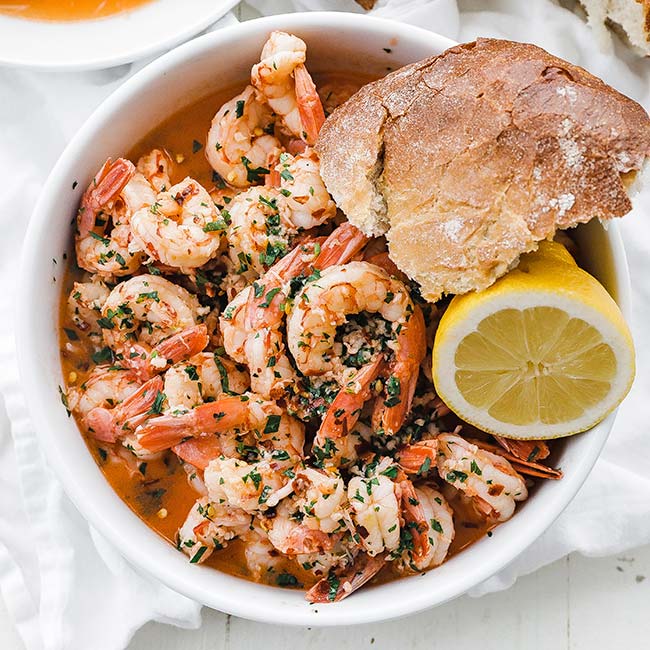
[0,1,649,648]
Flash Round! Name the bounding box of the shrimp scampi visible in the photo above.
[60,29,563,603]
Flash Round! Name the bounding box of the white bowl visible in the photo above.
[0,0,238,71]
[16,12,631,626]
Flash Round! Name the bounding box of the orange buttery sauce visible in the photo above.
[60,73,493,591]
[0,0,153,21]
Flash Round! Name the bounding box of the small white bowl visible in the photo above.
[0,0,238,71]
[16,12,631,626]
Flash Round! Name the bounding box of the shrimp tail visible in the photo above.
[137,413,194,452]
[317,355,383,441]
[398,478,430,561]
[494,436,551,462]
[126,324,210,381]
[313,222,369,270]
[138,396,251,453]
[396,439,438,476]
[173,436,224,470]
[155,324,210,365]
[469,438,562,480]
[306,553,386,603]
[374,306,426,435]
[85,375,163,443]
[294,64,325,144]
[79,158,135,237]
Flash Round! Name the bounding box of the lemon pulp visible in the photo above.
[432,241,635,439]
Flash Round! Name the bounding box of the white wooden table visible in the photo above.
[2,544,649,649]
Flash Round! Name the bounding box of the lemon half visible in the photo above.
[432,241,635,439]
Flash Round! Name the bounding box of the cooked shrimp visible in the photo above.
[264,468,351,559]
[393,486,454,574]
[251,31,325,144]
[84,375,163,445]
[286,467,348,536]
[225,152,336,278]
[287,261,427,437]
[75,152,169,278]
[225,186,294,279]
[242,524,284,580]
[220,241,322,398]
[272,149,336,229]
[347,460,400,557]
[102,275,203,348]
[266,500,340,557]
[76,158,142,276]
[437,433,528,522]
[67,280,110,338]
[163,352,249,412]
[221,223,368,399]
[136,392,305,459]
[130,177,225,270]
[206,86,280,188]
[135,148,171,192]
[306,552,386,603]
[67,365,141,425]
[177,497,252,564]
[203,456,293,515]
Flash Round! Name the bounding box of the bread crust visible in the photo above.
[316,38,650,300]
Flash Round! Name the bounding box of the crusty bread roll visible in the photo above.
[317,38,650,301]
[578,0,650,56]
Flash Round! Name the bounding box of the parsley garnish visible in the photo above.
[147,391,166,415]
[264,414,281,434]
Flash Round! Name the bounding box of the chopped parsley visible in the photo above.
[276,572,302,587]
[147,391,166,415]
[241,156,269,183]
[263,414,281,434]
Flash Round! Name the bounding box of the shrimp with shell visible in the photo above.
[436,433,528,522]
[221,222,368,399]
[76,151,171,277]
[251,31,325,144]
[99,274,210,380]
[224,150,336,279]
[130,177,225,270]
[287,260,427,441]
[206,85,281,189]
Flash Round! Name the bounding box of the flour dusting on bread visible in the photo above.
[317,38,650,301]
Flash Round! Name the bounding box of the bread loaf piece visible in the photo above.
[578,0,650,56]
[316,38,650,301]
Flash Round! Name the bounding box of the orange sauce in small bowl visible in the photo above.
[0,0,153,22]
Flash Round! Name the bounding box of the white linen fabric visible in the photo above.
[0,1,648,648]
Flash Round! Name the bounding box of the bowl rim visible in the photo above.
[0,0,240,71]
[16,11,631,626]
